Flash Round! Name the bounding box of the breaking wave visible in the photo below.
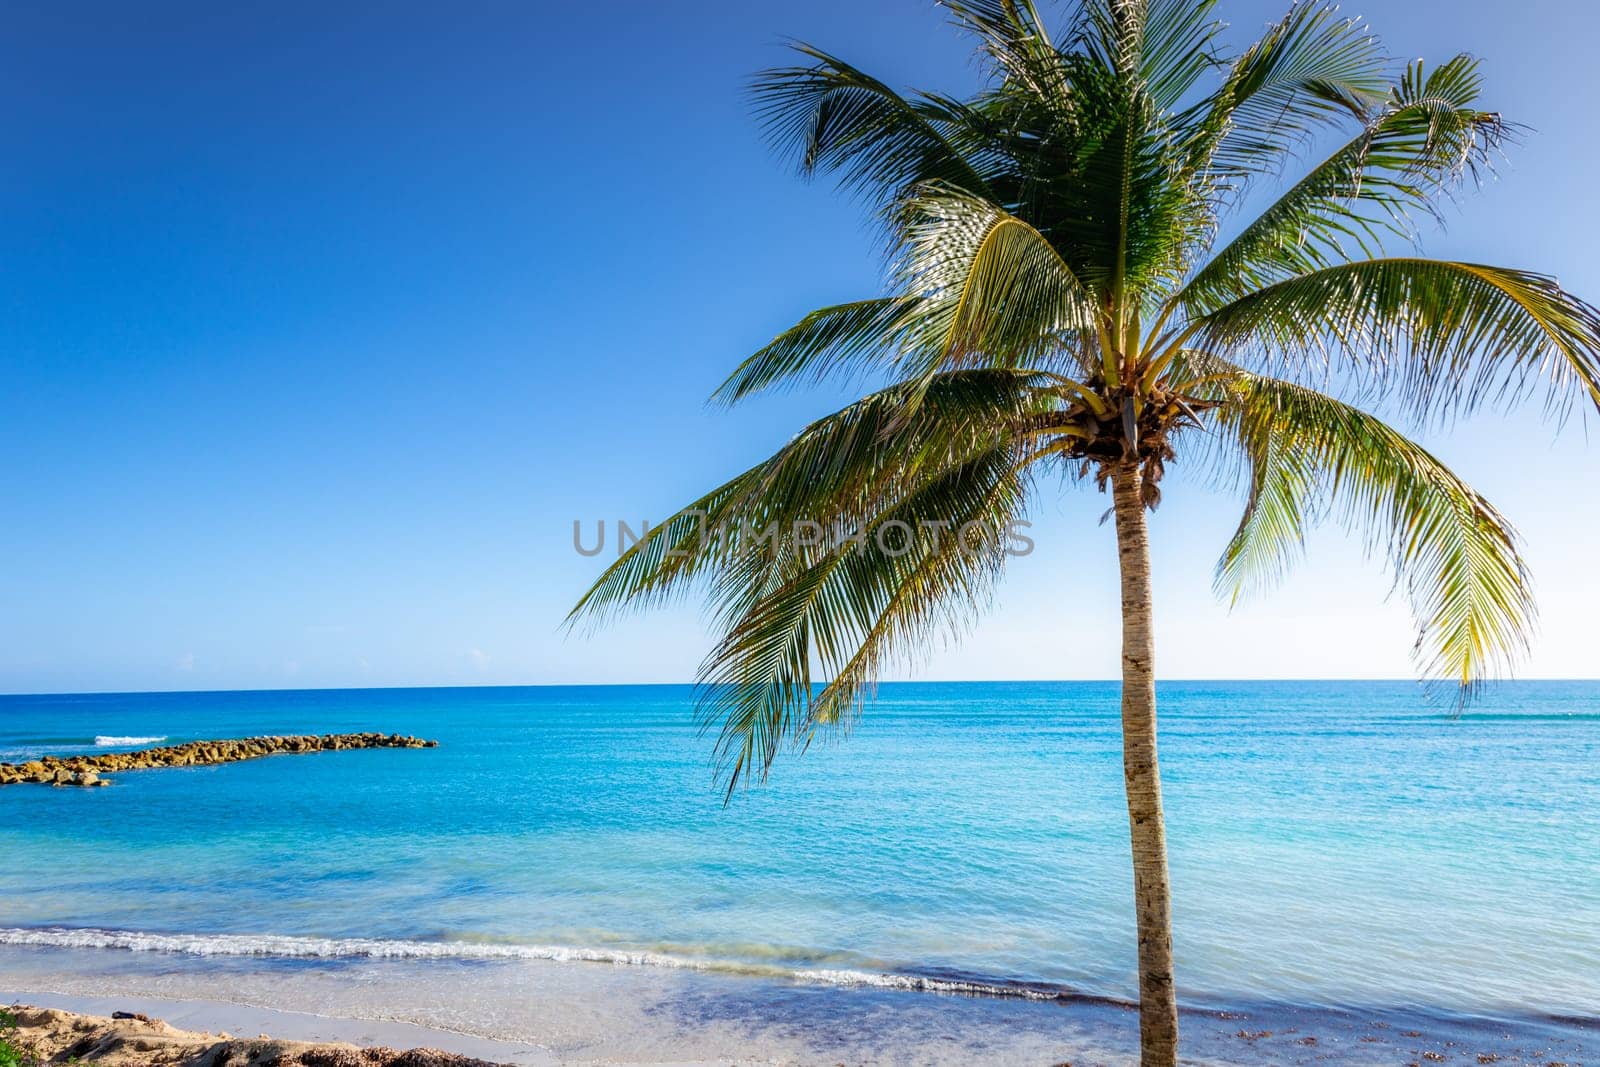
[0,926,1075,1003]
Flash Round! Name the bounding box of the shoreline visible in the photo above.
[7,924,1597,1027]
[0,925,1117,1006]
[3,943,1593,1066]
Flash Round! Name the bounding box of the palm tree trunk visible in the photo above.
[1111,462,1179,1067]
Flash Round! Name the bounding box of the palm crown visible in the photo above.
[573,0,1600,794]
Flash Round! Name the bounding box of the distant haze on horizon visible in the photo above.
[3,0,1598,694]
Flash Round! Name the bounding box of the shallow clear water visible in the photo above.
[3,681,1597,1026]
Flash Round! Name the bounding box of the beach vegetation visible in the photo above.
[0,1009,40,1067]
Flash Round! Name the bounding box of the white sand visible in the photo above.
[3,992,561,1065]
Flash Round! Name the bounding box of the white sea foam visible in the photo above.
[92,736,167,747]
[0,927,1062,1002]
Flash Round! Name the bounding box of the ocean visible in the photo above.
[2,681,1596,1064]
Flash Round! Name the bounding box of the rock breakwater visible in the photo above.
[0,732,437,787]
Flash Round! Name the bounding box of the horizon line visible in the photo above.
[4,677,1598,699]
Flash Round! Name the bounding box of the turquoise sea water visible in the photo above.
[2,681,1598,1058]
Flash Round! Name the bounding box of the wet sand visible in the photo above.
[3,944,1594,1065]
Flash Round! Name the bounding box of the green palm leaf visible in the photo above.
[697,443,1028,793]
[751,43,996,207]
[1182,2,1386,186]
[1195,257,1600,417]
[1183,56,1507,308]
[571,369,1057,624]
[1189,356,1535,688]
[941,0,1074,106]
[710,297,927,404]
[896,184,1102,374]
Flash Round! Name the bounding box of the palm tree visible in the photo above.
[570,2,1600,1063]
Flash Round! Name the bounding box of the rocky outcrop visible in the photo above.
[0,732,437,788]
[4,1005,510,1067]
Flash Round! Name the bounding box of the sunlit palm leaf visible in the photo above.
[1182,2,1386,186]
[1183,56,1507,308]
[897,185,1103,374]
[1075,0,1228,108]
[1195,257,1600,417]
[1186,355,1535,689]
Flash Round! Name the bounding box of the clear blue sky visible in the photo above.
[3,0,1597,694]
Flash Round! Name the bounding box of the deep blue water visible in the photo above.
[2,681,1597,1022]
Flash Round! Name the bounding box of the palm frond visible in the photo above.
[1195,257,1600,419]
[710,298,926,405]
[1183,3,1386,187]
[1074,0,1147,82]
[1185,354,1535,690]
[940,0,1074,106]
[751,43,997,207]
[895,184,1102,375]
[1183,56,1507,309]
[1133,0,1228,110]
[570,369,1058,627]
[697,443,1029,794]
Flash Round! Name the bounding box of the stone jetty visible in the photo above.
[0,732,437,787]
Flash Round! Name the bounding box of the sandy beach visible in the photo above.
[4,999,552,1067]
[6,946,1594,1067]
